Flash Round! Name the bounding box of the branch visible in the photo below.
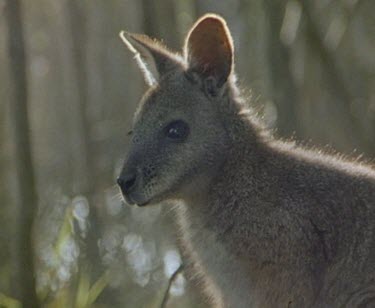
[5,0,39,306]
[160,264,184,308]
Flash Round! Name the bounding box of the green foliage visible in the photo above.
[0,293,21,308]
[43,270,109,308]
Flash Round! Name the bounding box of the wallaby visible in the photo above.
[117,14,375,307]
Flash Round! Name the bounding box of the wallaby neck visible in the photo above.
[181,117,320,269]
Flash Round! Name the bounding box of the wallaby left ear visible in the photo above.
[120,31,182,86]
[184,14,234,92]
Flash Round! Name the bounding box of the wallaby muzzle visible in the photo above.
[117,170,136,196]
[117,165,147,206]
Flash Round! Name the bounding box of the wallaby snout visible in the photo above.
[117,169,137,199]
[117,160,152,206]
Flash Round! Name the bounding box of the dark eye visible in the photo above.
[164,120,189,141]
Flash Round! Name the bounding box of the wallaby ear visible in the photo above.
[119,31,181,86]
[184,14,234,92]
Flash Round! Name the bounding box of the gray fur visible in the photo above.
[118,14,375,307]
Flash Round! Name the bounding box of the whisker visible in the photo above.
[103,184,120,193]
[111,192,123,201]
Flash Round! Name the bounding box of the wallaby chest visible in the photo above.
[176,203,258,308]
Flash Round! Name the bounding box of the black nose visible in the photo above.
[117,171,137,193]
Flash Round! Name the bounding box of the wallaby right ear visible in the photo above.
[119,31,182,86]
[184,14,234,95]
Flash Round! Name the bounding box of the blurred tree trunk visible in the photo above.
[0,98,9,292]
[141,0,179,49]
[0,4,11,293]
[298,0,365,151]
[64,0,103,279]
[5,0,39,306]
[52,0,96,223]
[55,0,94,197]
[64,0,94,204]
[263,0,298,137]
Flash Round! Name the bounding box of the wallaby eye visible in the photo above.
[164,120,189,141]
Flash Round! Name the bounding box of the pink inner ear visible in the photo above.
[186,16,233,83]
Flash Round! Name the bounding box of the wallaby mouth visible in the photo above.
[117,184,150,207]
[117,171,150,206]
[136,200,150,207]
[117,180,153,208]
[118,188,151,207]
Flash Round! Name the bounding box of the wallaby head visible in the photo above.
[117,15,240,206]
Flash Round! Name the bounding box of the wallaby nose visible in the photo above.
[117,171,137,194]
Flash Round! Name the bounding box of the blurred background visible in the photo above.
[1,0,374,307]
